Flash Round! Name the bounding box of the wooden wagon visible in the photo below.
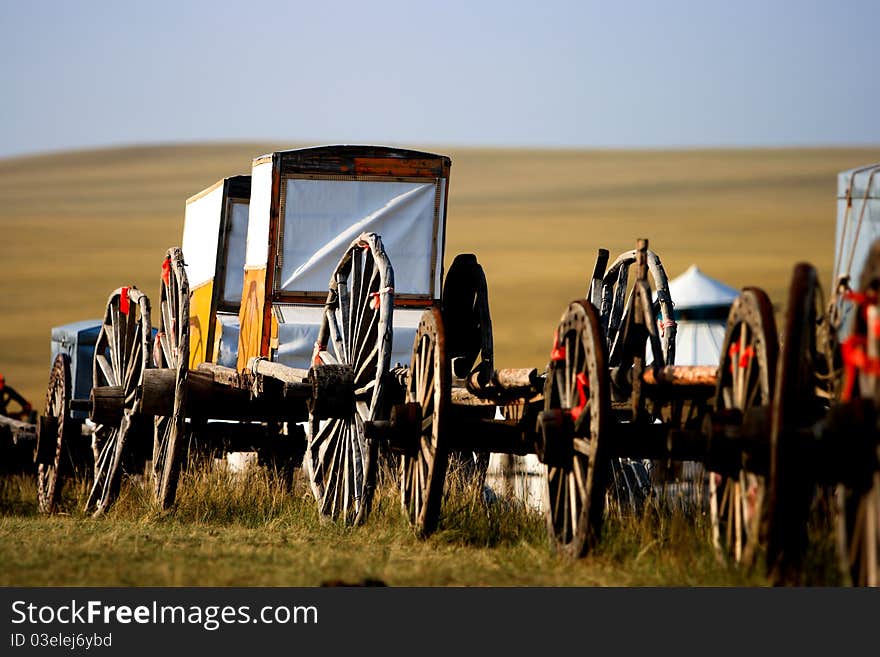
[37,145,493,526]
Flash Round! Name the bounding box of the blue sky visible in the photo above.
[1,0,877,157]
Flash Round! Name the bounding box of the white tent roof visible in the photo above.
[667,265,739,310]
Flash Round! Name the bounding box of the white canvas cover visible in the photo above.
[182,185,224,288]
[245,160,273,268]
[273,304,423,370]
[277,178,444,298]
[221,201,249,305]
[834,164,880,290]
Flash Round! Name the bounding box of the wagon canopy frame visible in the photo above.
[237,145,452,370]
[267,146,450,306]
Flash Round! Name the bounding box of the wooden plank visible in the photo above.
[0,414,36,444]
[248,357,309,384]
[642,365,718,386]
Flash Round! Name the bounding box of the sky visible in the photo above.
[1,0,878,158]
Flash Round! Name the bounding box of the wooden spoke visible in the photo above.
[151,247,190,510]
[710,287,778,569]
[542,300,611,557]
[37,354,72,513]
[96,355,116,388]
[400,307,449,536]
[306,233,393,525]
[85,285,151,516]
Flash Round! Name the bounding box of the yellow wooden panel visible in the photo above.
[237,267,267,370]
[188,280,214,368]
[212,315,224,365]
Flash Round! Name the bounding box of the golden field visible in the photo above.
[2,143,879,404]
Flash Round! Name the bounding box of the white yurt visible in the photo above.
[666,264,739,366]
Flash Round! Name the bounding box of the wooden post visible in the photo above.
[247,357,309,385]
[588,248,610,309]
[632,239,648,422]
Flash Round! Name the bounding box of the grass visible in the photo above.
[0,460,786,587]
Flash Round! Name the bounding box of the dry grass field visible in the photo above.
[1,143,878,586]
[3,466,831,587]
[3,144,880,402]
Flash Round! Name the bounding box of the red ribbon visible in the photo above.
[550,330,566,362]
[119,287,130,315]
[838,289,880,400]
[840,335,880,401]
[162,257,171,286]
[844,290,877,305]
[726,342,754,372]
[570,371,589,420]
[844,290,879,323]
[312,341,326,366]
[727,343,739,373]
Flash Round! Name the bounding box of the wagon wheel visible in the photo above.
[542,300,611,557]
[442,253,494,383]
[86,286,152,516]
[710,288,778,568]
[835,243,880,586]
[307,233,393,525]
[401,307,450,536]
[36,354,72,513]
[600,249,676,367]
[441,253,494,489]
[152,248,189,509]
[762,265,828,584]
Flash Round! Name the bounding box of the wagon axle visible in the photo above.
[365,394,774,476]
